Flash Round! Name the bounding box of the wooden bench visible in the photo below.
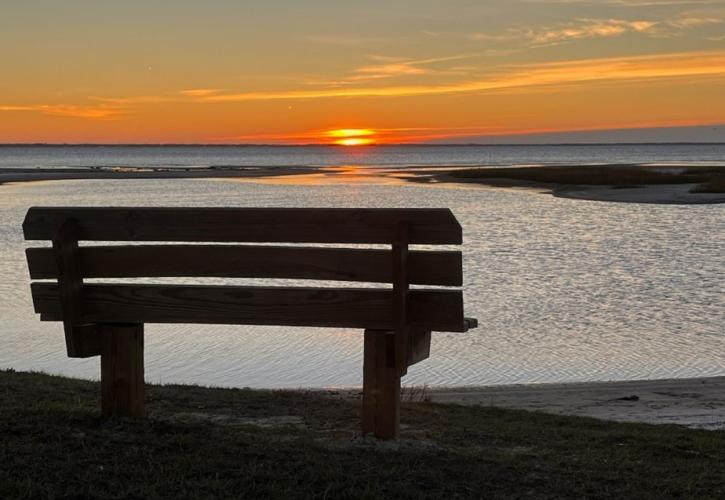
[23,207,476,439]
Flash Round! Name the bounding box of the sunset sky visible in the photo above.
[2,0,725,144]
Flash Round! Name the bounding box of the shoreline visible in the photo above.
[7,367,724,429]
[410,164,725,204]
[0,165,317,186]
[2,163,724,204]
[423,376,725,430]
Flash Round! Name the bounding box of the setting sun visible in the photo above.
[337,137,373,146]
[325,128,376,146]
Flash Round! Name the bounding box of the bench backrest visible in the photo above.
[24,208,468,355]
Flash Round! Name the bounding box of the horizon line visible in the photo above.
[2,141,725,147]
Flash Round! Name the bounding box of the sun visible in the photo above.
[337,137,374,146]
[325,128,376,146]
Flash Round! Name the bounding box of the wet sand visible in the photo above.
[426,376,725,430]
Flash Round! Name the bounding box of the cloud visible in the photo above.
[0,104,124,119]
[471,11,722,47]
[531,19,657,44]
[194,50,725,102]
[337,53,483,82]
[471,19,658,47]
[178,88,225,97]
[6,50,725,117]
[470,20,656,47]
[351,62,431,80]
[468,29,530,42]
[666,16,722,28]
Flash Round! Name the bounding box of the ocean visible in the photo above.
[1,143,725,170]
[0,144,723,388]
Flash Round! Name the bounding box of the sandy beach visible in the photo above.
[425,376,725,430]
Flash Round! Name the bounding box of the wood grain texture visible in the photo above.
[51,219,101,357]
[23,207,462,244]
[406,328,431,367]
[101,323,144,417]
[30,283,467,331]
[392,225,410,374]
[362,329,400,440]
[26,245,463,286]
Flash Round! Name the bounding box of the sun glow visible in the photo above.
[326,128,375,138]
[325,128,376,145]
[337,137,374,146]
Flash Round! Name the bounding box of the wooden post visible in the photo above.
[406,327,431,367]
[392,223,410,376]
[362,329,400,440]
[101,323,145,417]
[52,219,100,358]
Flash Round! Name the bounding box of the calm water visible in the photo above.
[1,143,725,170]
[1,174,723,388]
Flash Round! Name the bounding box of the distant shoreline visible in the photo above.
[0,165,316,186]
[2,163,724,204]
[409,164,725,204]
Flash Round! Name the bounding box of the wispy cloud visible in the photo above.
[531,19,657,44]
[469,18,659,47]
[0,104,124,119]
[178,88,226,97]
[666,15,722,27]
[470,11,722,47]
[351,62,431,80]
[349,53,479,81]
[6,50,725,117]
[468,29,530,42]
[194,50,725,102]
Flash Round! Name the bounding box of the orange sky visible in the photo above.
[1,0,725,143]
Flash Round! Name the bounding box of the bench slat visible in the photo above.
[23,207,462,244]
[30,284,467,332]
[26,245,463,286]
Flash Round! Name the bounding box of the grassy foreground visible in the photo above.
[1,370,724,499]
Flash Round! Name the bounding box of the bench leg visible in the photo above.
[362,329,400,440]
[101,323,145,417]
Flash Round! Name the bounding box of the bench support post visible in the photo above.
[101,323,145,418]
[362,329,400,440]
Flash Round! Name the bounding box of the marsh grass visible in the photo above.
[445,165,725,187]
[2,369,725,499]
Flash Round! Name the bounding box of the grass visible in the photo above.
[2,369,725,499]
[442,165,725,188]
